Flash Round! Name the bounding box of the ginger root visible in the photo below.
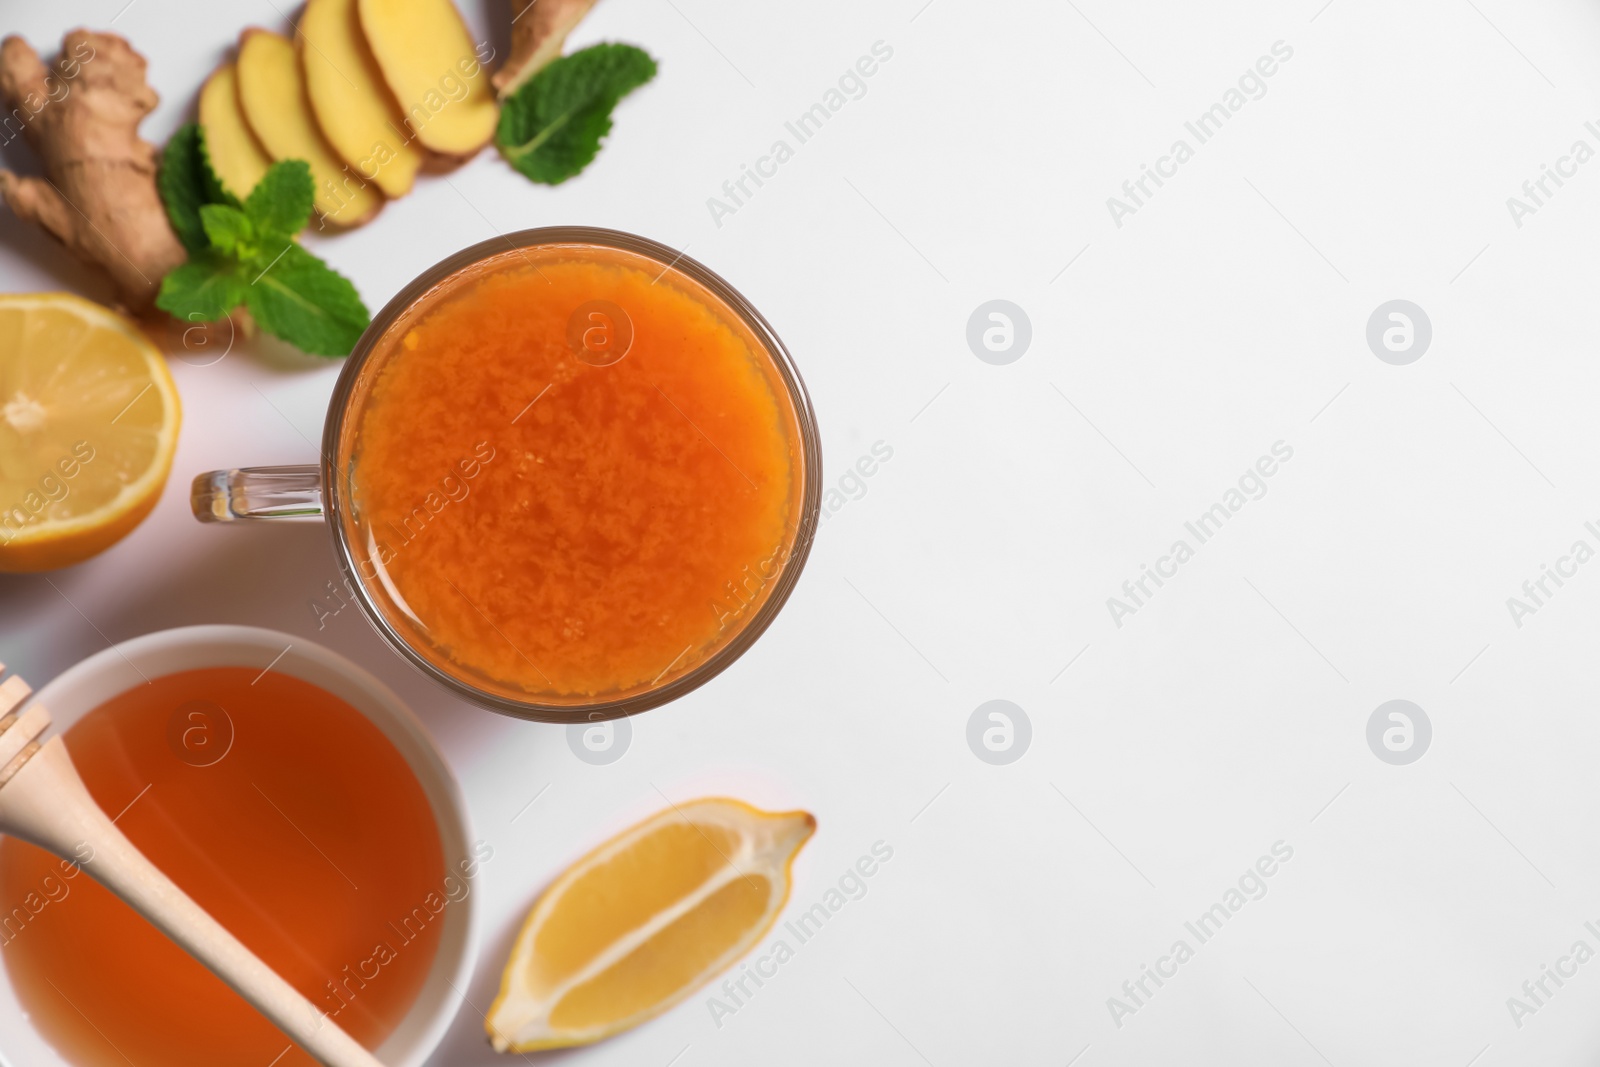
[0,30,185,312]
[494,0,599,97]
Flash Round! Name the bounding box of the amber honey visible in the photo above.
[344,245,803,701]
[0,667,447,1066]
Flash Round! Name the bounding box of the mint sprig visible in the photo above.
[496,43,657,185]
[156,124,370,357]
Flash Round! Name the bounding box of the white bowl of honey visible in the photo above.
[0,625,480,1067]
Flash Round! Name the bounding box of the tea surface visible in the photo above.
[349,248,799,698]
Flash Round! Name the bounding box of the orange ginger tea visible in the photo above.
[340,244,804,702]
[0,667,453,1067]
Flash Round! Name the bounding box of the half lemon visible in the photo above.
[0,293,181,572]
[487,797,816,1051]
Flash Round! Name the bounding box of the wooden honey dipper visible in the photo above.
[0,665,389,1067]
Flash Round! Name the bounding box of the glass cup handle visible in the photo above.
[191,465,324,522]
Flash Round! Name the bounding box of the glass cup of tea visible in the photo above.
[192,228,821,724]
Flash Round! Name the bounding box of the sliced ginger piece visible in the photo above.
[299,0,423,198]
[235,28,381,228]
[357,0,498,157]
[486,798,815,1051]
[197,62,273,201]
[493,0,599,98]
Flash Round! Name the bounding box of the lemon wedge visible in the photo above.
[0,293,181,572]
[486,797,815,1051]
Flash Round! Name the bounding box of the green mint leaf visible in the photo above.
[158,124,210,256]
[197,131,240,208]
[157,135,361,357]
[155,254,249,321]
[246,160,316,242]
[160,125,242,253]
[244,243,370,357]
[199,204,254,256]
[496,43,657,185]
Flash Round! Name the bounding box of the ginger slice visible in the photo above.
[493,0,599,98]
[236,28,381,228]
[357,0,498,157]
[300,0,423,199]
[0,31,185,312]
[198,62,272,201]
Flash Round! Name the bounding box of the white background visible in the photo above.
[4,0,1600,1064]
